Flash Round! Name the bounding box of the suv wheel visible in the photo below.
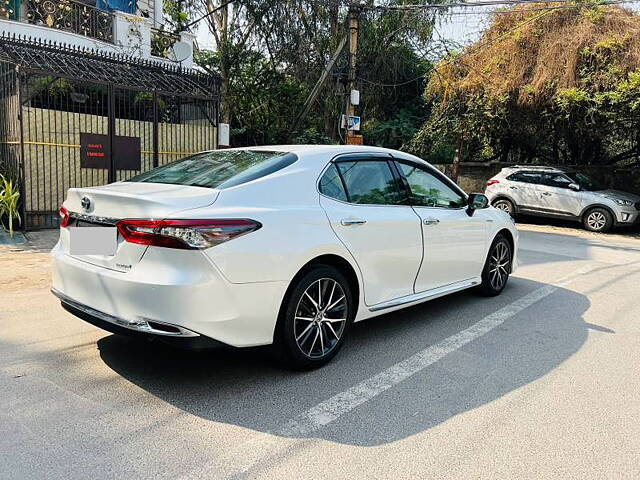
[493,199,515,217]
[274,265,353,370]
[583,208,613,233]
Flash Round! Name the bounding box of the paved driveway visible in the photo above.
[1,225,639,479]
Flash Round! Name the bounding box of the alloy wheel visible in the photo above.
[294,278,348,359]
[488,241,510,290]
[587,211,607,231]
[495,202,511,213]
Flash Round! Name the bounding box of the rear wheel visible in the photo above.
[274,265,353,370]
[583,207,613,233]
[478,234,512,296]
[493,198,515,217]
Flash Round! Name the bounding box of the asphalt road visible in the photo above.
[1,225,639,479]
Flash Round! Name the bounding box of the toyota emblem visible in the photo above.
[81,196,91,212]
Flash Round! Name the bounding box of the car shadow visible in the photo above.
[97,277,592,447]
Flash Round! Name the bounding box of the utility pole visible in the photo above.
[287,35,348,141]
[452,137,464,184]
[345,3,362,145]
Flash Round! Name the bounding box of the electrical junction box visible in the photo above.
[218,123,230,147]
[350,89,360,106]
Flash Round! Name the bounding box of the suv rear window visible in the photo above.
[127,150,297,189]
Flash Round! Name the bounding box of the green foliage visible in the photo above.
[133,92,153,103]
[197,48,310,145]
[364,107,425,151]
[162,0,190,31]
[410,5,640,167]
[555,88,590,111]
[174,1,439,147]
[292,128,334,145]
[0,174,21,237]
[31,77,73,99]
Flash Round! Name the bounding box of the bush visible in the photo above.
[410,4,640,166]
[0,174,21,237]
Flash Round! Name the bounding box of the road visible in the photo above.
[1,225,639,479]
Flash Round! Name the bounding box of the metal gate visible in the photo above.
[0,35,220,229]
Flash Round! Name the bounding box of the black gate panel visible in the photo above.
[0,62,21,186]
[0,35,220,230]
[17,78,217,228]
[20,74,110,228]
[113,87,153,182]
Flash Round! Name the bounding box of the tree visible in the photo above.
[407,4,640,167]
[164,1,445,146]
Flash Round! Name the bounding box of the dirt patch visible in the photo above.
[0,230,57,292]
[0,250,51,292]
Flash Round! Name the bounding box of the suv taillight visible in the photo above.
[116,219,261,250]
[486,179,500,186]
[59,206,70,228]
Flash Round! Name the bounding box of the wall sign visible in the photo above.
[80,133,141,171]
[80,133,110,169]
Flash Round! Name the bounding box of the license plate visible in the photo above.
[69,227,117,256]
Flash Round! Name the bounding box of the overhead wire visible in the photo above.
[370,0,638,11]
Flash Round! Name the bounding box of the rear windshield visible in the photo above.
[126,150,297,189]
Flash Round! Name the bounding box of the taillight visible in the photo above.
[116,219,261,250]
[59,206,70,228]
[486,179,500,186]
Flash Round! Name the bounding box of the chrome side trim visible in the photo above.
[51,288,199,337]
[69,212,119,226]
[368,278,480,312]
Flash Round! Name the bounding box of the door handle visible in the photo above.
[340,218,367,226]
[423,217,440,226]
[509,186,518,190]
[542,192,552,196]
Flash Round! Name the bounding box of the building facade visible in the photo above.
[0,0,194,66]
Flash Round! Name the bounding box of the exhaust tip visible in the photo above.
[147,321,182,334]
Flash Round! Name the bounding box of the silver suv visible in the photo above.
[485,166,640,232]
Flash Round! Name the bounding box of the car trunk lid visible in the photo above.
[61,182,218,272]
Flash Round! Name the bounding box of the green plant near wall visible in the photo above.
[0,174,21,237]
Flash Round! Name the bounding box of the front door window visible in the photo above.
[395,160,486,292]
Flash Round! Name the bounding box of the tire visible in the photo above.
[274,265,354,370]
[582,207,613,233]
[477,234,512,297]
[493,198,515,217]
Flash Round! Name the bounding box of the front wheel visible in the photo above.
[583,207,613,233]
[274,265,353,370]
[478,234,512,296]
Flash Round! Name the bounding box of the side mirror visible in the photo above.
[466,193,489,217]
[568,183,580,191]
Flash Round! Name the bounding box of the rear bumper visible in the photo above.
[51,241,289,347]
[54,290,226,350]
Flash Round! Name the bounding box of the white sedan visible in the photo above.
[52,145,518,369]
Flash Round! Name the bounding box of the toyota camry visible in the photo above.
[52,145,518,368]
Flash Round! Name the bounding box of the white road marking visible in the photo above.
[187,264,598,479]
[274,265,594,438]
[276,285,557,437]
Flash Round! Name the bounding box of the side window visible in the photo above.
[507,171,543,184]
[541,173,572,188]
[396,163,466,208]
[319,164,348,202]
[336,161,404,205]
